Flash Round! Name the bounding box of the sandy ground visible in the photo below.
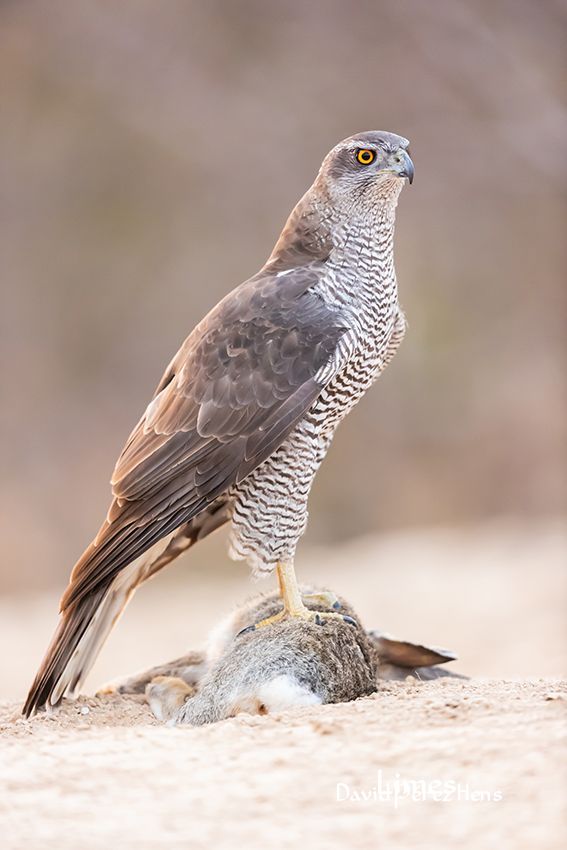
[1,520,566,849]
[1,681,566,850]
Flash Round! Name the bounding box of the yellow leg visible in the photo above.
[277,561,310,617]
[276,565,341,611]
[240,562,356,632]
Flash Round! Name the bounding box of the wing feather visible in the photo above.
[63,265,348,609]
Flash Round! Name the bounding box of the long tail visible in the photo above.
[23,501,230,716]
[23,558,147,717]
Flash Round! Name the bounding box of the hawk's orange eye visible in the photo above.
[356,148,376,165]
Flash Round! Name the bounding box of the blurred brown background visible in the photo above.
[0,0,565,611]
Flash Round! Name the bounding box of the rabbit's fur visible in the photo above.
[104,587,459,725]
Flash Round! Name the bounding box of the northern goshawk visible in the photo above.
[24,130,414,715]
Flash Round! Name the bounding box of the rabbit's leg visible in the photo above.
[98,650,206,695]
[146,676,192,722]
[148,677,226,726]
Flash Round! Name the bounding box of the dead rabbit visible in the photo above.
[103,588,460,726]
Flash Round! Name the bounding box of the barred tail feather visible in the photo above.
[22,559,143,717]
[23,500,231,716]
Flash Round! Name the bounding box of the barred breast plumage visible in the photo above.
[229,202,407,572]
[24,130,413,715]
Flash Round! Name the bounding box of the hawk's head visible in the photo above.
[268,131,414,267]
[317,130,414,206]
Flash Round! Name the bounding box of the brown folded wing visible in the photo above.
[62,265,346,609]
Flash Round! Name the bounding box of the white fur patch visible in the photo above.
[256,675,322,712]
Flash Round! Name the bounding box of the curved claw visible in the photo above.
[314,613,358,628]
[302,590,341,611]
[236,624,256,637]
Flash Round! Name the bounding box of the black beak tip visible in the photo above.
[399,151,415,184]
[401,163,415,185]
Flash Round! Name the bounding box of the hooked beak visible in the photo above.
[384,148,414,184]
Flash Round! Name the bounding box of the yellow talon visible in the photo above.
[237,563,356,634]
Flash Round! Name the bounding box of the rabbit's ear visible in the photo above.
[367,630,457,668]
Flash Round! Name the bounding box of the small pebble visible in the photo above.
[80,706,90,715]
